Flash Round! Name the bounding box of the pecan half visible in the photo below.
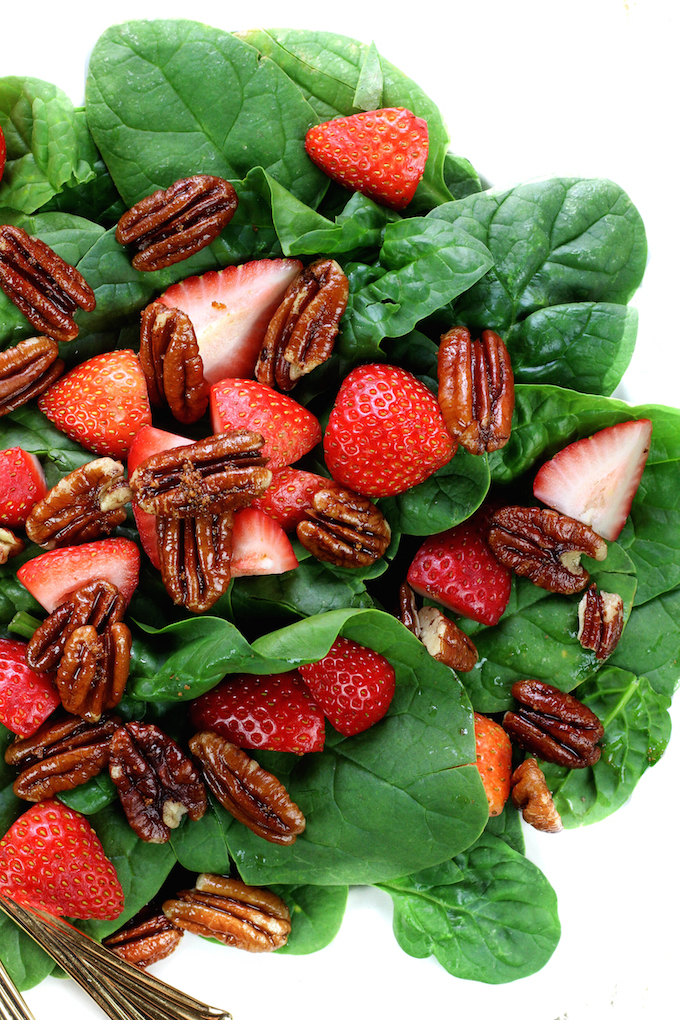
[56,622,131,722]
[25,459,131,549]
[488,506,607,594]
[115,175,238,272]
[157,512,234,614]
[296,486,391,568]
[437,326,514,455]
[577,584,625,660]
[103,908,184,969]
[255,259,348,391]
[511,758,563,833]
[139,301,209,424]
[129,430,271,518]
[0,225,95,341]
[27,579,126,673]
[163,874,291,952]
[417,605,479,673]
[503,679,605,768]
[0,527,24,564]
[398,580,421,637]
[0,336,64,416]
[189,731,306,845]
[109,721,207,844]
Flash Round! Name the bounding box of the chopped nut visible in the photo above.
[296,486,391,568]
[503,679,605,768]
[417,605,479,672]
[511,758,563,833]
[0,336,64,417]
[25,459,131,549]
[577,584,625,660]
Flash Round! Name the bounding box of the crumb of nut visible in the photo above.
[511,758,563,833]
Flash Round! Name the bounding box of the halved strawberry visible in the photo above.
[157,258,302,385]
[17,537,140,612]
[0,637,60,737]
[0,447,47,527]
[251,466,339,532]
[231,506,298,577]
[127,424,192,568]
[474,711,512,817]
[533,418,653,541]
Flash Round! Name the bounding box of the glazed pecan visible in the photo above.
[6,711,120,802]
[157,512,234,613]
[103,908,184,969]
[488,506,607,594]
[56,622,131,722]
[503,679,605,768]
[437,326,514,455]
[0,335,64,416]
[417,605,479,673]
[296,486,391,568]
[0,225,95,341]
[0,527,24,564]
[255,258,348,391]
[115,174,239,272]
[129,430,271,518]
[139,301,209,424]
[577,584,624,660]
[511,758,563,833]
[25,458,131,549]
[27,579,126,673]
[109,721,207,844]
[189,731,306,845]
[398,580,421,637]
[163,874,291,952]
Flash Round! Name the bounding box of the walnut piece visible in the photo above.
[577,584,625,660]
[157,511,233,613]
[56,621,131,722]
[139,301,209,424]
[296,486,391,568]
[511,758,563,833]
[0,336,64,417]
[503,679,605,768]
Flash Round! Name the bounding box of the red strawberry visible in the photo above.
[157,258,302,385]
[231,506,298,577]
[305,107,429,211]
[323,363,456,497]
[407,509,512,626]
[0,799,124,919]
[38,350,151,459]
[252,466,339,532]
[210,378,322,470]
[189,671,325,754]
[298,636,395,737]
[0,637,60,737]
[533,418,653,541]
[17,537,140,612]
[474,711,512,817]
[0,447,47,527]
[127,424,192,568]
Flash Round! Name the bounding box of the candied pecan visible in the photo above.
[189,731,306,845]
[56,622,131,722]
[488,506,607,594]
[103,908,184,969]
[25,458,131,549]
[255,258,348,391]
[163,874,291,952]
[437,326,514,455]
[0,225,95,341]
[296,486,391,568]
[129,430,271,518]
[157,511,233,613]
[0,527,24,564]
[115,175,238,272]
[27,579,126,672]
[503,679,605,768]
[417,605,479,673]
[577,584,624,660]
[511,758,563,833]
[138,301,209,424]
[0,335,64,416]
[109,721,207,844]
[398,581,421,637]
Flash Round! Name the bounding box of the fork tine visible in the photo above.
[0,958,37,1020]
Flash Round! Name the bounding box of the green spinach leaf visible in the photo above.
[609,586,680,698]
[273,883,348,955]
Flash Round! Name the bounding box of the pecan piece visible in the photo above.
[189,731,306,845]
[115,175,238,272]
[511,758,563,833]
[0,225,95,341]
[139,301,209,424]
[296,486,391,568]
[25,459,131,549]
[0,336,64,416]
[503,679,605,768]
[56,622,131,722]
[103,908,184,969]
[488,506,607,594]
[27,579,126,673]
[109,721,207,844]
[398,580,421,637]
[437,326,514,455]
[417,605,479,673]
[577,584,624,660]
[0,527,24,564]
[129,430,271,518]
[157,512,233,613]
[255,258,348,391]
[163,874,291,952]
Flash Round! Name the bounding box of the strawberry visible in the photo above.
[210,378,322,470]
[407,508,512,627]
[473,711,512,817]
[533,418,653,541]
[231,506,298,577]
[127,424,192,568]
[17,537,140,613]
[298,636,395,737]
[38,349,152,459]
[251,466,339,532]
[305,107,429,211]
[157,258,302,385]
[0,799,124,919]
[0,637,60,737]
[0,447,47,527]
[189,671,325,754]
[323,363,456,497]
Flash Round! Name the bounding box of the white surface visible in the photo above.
[3,2,678,1018]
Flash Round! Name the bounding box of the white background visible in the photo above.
[3,2,679,1019]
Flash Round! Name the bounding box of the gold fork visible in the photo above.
[0,957,37,1020]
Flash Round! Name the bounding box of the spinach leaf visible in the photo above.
[0,402,93,482]
[58,773,118,816]
[0,914,56,992]
[39,157,126,227]
[273,883,348,955]
[443,151,482,201]
[609,586,680,698]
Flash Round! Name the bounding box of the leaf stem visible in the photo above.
[7,612,42,641]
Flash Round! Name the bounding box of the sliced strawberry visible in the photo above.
[231,506,298,577]
[210,378,322,470]
[0,637,60,737]
[127,424,192,568]
[189,671,325,754]
[0,447,47,527]
[298,636,395,737]
[0,799,124,919]
[474,711,512,817]
[157,258,302,385]
[533,418,653,541]
[251,466,339,532]
[305,107,429,211]
[38,350,152,459]
[17,537,140,612]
